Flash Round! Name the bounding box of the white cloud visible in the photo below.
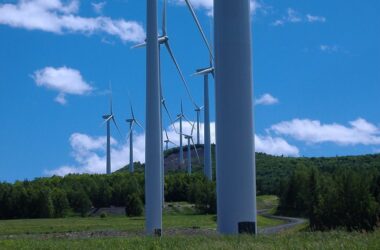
[0,0,145,43]
[320,44,339,53]
[45,121,299,176]
[32,66,93,104]
[255,135,299,156]
[255,93,279,106]
[306,14,326,23]
[273,8,326,26]
[92,1,106,14]
[271,118,380,146]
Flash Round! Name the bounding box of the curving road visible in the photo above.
[258,210,307,235]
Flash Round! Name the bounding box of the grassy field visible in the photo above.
[1,230,379,249]
[0,195,377,249]
[0,213,282,236]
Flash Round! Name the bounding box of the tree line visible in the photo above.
[278,165,380,231]
[0,173,215,219]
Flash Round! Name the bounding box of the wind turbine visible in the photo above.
[133,0,200,110]
[193,66,213,181]
[163,129,177,151]
[145,0,162,236]
[182,0,214,180]
[183,123,200,174]
[102,89,122,175]
[126,102,144,173]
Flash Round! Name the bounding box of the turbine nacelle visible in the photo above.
[193,67,214,77]
[103,114,112,120]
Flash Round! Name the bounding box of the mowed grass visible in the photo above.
[1,230,379,250]
[0,214,282,236]
[0,197,284,236]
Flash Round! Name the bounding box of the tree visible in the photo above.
[125,193,143,217]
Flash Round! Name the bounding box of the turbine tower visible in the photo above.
[184,0,214,181]
[193,66,213,181]
[126,102,143,173]
[145,0,162,236]
[102,90,122,175]
[183,124,200,174]
[175,101,185,166]
[194,106,203,145]
[214,0,257,234]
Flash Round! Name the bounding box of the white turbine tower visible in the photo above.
[102,93,121,174]
[194,106,203,145]
[126,102,143,173]
[102,90,122,175]
[145,0,162,236]
[193,66,213,181]
[183,123,200,174]
[174,101,186,166]
[214,0,257,234]
[183,0,214,181]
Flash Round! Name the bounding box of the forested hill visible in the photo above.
[117,145,380,194]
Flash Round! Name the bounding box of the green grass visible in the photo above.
[1,230,379,250]
[0,214,282,236]
[256,195,279,210]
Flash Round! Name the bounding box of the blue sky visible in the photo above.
[0,0,379,182]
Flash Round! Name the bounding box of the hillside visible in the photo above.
[117,145,380,194]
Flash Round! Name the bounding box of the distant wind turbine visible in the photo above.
[164,128,177,151]
[102,88,122,175]
[126,102,144,173]
[183,123,200,174]
[194,106,203,145]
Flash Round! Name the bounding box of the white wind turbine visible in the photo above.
[163,128,177,151]
[102,89,122,175]
[126,102,144,173]
[183,123,200,174]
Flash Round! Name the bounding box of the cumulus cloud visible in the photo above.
[45,121,299,176]
[255,135,299,156]
[270,118,380,146]
[255,93,279,106]
[273,8,326,26]
[45,132,145,176]
[0,0,145,43]
[32,66,93,104]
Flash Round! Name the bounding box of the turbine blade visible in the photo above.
[183,114,194,128]
[164,42,198,108]
[190,122,195,136]
[191,137,201,163]
[131,42,147,49]
[184,0,214,61]
[135,120,144,130]
[169,141,178,147]
[164,128,169,141]
[162,100,178,134]
[162,0,167,36]
[130,102,135,119]
[112,116,123,139]
[109,82,113,114]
